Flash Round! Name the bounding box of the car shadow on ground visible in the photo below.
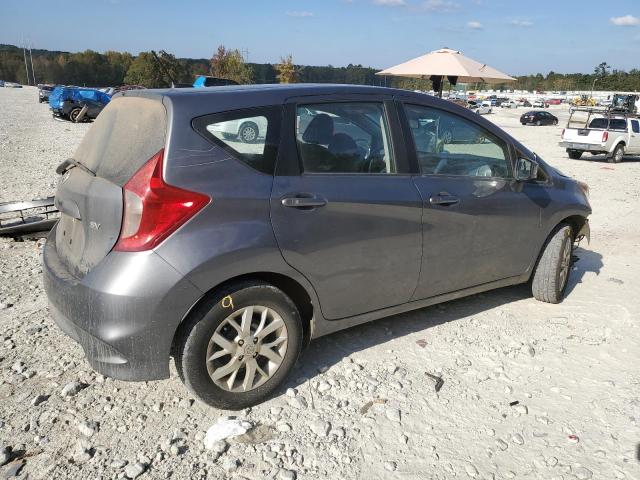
[566,246,603,296]
[578,153,640,163]
[283,246,603,392]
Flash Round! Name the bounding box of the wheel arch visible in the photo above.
[527,214,588,282]
[172,271,314,356]
[610,139,626,152]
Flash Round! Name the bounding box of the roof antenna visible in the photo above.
[151,50,176,88]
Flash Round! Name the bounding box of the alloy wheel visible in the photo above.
[206,306,288,392]
[240,125,257,142]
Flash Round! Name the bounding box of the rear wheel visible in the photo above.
[174,281,303,409]
[536,120,541,126]
[609,143,624,163]
[239,122,259,143]
[553,119,558,125]
[531,224,573,303]
[567,149,583,160]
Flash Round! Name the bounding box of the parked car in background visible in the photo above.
[48,86,111,122]
[44,84,591,409]
[501,100,518,109]
[193,76,239,88]
[38,84,56,103]
[104,85,146,96]
[560,114,640,162]
[520,111,558,126]
[516,98,532,107]
[5,82,22,88]
[468,100,492,115]
[547,99,562,105]
[533,99,549,108]
[448,98,467,108]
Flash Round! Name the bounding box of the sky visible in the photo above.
[1,0,640,75]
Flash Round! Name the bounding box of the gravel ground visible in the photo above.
[0,87,638,480]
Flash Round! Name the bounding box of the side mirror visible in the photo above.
[515,157,538,181]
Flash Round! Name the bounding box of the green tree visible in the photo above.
[594,62,611,78]
[210,45,253,84]
[124,50,188,87]
[275,54,297,83]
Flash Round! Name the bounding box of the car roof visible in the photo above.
[116,83,453,119]
[120,83,408,101]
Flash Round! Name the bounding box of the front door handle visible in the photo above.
[281,194,327,209]
[429,193,460,206]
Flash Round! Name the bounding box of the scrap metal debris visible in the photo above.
[425,372,444,392]
[0,197,58,238]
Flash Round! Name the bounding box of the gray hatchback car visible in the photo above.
[44,84,591,409]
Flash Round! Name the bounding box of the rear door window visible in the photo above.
[404,103,511,178]
[609,119,628,131]
[296,102,395,174]
[632,120,640,133]
[193,106,282,175]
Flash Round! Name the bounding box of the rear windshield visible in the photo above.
[73,96,166,186]
[588,118,627,130]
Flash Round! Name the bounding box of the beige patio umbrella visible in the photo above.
[377,47,516,97]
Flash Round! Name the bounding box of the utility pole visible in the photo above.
[29,43,36,85]
[22,44,31,86]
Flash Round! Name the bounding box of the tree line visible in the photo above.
[1,44,638,93]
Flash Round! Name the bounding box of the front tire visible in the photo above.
[174,281,303,409]
[532,224,573,303]
[567,149,583,159]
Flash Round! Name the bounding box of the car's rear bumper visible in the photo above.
[559,141,606,152]
[43,224,203,381]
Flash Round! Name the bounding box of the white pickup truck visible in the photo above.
[559,112,640,163]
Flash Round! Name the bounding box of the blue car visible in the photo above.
[49,86,111,122]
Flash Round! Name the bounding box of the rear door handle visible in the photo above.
[429,193,460,207]
[281,194,327,209]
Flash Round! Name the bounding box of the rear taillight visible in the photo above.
[602,131,608,143]
[114,149,210,252]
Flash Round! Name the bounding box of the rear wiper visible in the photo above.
[56,158,95,177]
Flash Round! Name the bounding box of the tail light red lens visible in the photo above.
[114,149,210,252]
[602,131,608,142]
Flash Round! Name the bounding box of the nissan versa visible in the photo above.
[43,85,591,409]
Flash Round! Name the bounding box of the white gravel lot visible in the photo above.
[0,86,638,480]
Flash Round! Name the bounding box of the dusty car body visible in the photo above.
[44,84,591,408]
